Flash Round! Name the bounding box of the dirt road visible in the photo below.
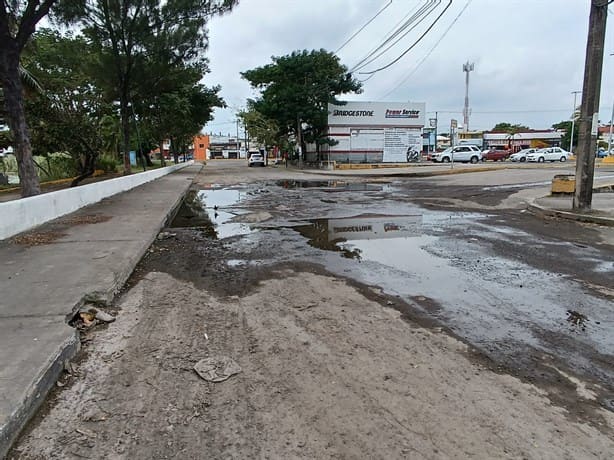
[10,161,614,459]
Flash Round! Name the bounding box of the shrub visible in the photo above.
[97,154,119,173]
[35,152,78,181]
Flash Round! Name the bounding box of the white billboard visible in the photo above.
[328,101,426,127]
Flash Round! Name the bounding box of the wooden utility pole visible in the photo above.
[574,0,608,210]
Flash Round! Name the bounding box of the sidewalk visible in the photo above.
[0,164,201,457]
[529,193,614,226]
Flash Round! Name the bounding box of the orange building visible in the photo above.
[192,135,210,161]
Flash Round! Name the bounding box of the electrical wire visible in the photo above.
[351,0,442,73]
[349,0,434,72]
[360,0,453,75]
[335,0,393,53]
[380,0,472,99]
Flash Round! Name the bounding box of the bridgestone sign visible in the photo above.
[328,101,425,127]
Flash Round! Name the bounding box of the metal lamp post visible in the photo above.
[570,90,581,153]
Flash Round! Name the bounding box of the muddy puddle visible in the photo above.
[274,180,391,192]
[292,210,614,387]
[171,188,253,239]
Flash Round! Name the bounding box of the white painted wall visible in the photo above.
[1,162,192,240]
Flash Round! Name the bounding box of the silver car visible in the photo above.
[510,148,537,162]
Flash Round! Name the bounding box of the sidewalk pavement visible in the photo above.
[0,164,201,458]
[529,193,614,226]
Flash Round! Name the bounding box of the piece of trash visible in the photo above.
[157,231,177,240]
[204,333,209,340]
[79,311,96,327]
[386,300,394,306]
[194,356,241,382]
[94,309,115,323]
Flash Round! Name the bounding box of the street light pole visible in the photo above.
[608,99,614,155]
[570,90,581,153]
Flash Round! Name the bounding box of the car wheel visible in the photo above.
[442,157,450,163]
[520,157,526,162]
[470,156,478,164]
[538,157,545,163]
[559,156,567,162]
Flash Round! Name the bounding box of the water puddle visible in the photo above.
[295,214,423,260]
[171,188,253,239]
[275,180,389,192]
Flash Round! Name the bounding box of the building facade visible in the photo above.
[326,101,426,163]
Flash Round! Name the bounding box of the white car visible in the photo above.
[526,147,571,163]
[430,145,482,163]
[510,148,537,162]
[248,152,265,167]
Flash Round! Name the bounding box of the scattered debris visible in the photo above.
[11,231,66,246]
[157,231,177,240]
[72,306,116,329]
[194,356,241,382]
[61,215,112,226]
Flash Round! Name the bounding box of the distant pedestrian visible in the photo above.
[284,152,288,168]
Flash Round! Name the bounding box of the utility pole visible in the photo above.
[569,90,581,153]
[462,62,474,133]
[236,119,240,159]
[574,0,608,210]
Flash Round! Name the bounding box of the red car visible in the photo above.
[482,149,511,161]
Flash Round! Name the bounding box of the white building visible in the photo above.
[325,101,426,163]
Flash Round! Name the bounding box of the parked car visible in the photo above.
[526,147,571,163]
[248,152,265,167]
[510,148,537,162]
[596,148,608,158]
[482,148,511,162]
[430,145,482,163]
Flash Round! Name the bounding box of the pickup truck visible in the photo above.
[482,149,511,161]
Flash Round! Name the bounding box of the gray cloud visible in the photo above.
[204,0,614,135]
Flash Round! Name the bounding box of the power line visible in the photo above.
[381,0,473,99]
[360,0,453,75]
[349,1,434,72]
[351,0,441,73]
[335,0,393,53]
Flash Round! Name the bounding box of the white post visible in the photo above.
[608,99,614,155]
[570,91,580,153]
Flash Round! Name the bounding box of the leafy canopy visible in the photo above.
[241,49,362,148]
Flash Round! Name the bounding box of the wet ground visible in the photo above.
[166,175,614,419]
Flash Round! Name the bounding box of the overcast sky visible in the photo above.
[202,0,614,135]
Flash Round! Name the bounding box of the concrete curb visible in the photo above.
[0,161,193,240]
[0,331,79,459]
[527,201,614,227]
[297,165,504,178]
[0,165,200,458]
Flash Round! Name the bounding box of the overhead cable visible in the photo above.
[352,0,442,73]
[381,0,472,99]
[360,0,453,75]
[335,0,393,53]
[349,0,435,72]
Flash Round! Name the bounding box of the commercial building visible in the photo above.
[326,101,426,163]
[483,130,563,151]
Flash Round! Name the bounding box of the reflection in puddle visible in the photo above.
[275,180,388,192]
[197,190,252,239]
[171,189,253,239]
[295,214,422,260]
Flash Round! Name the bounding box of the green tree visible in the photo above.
[491,122,530,132]
[241,49,362,160]
[57,0,237,174]
[0,0,61,196]
[552,120,578,151]
[23,29,113,185]
[238,106,279,150]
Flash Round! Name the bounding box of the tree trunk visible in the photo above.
[0,47,41,197]
[120,96,132,175]
[159,139,166,167]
